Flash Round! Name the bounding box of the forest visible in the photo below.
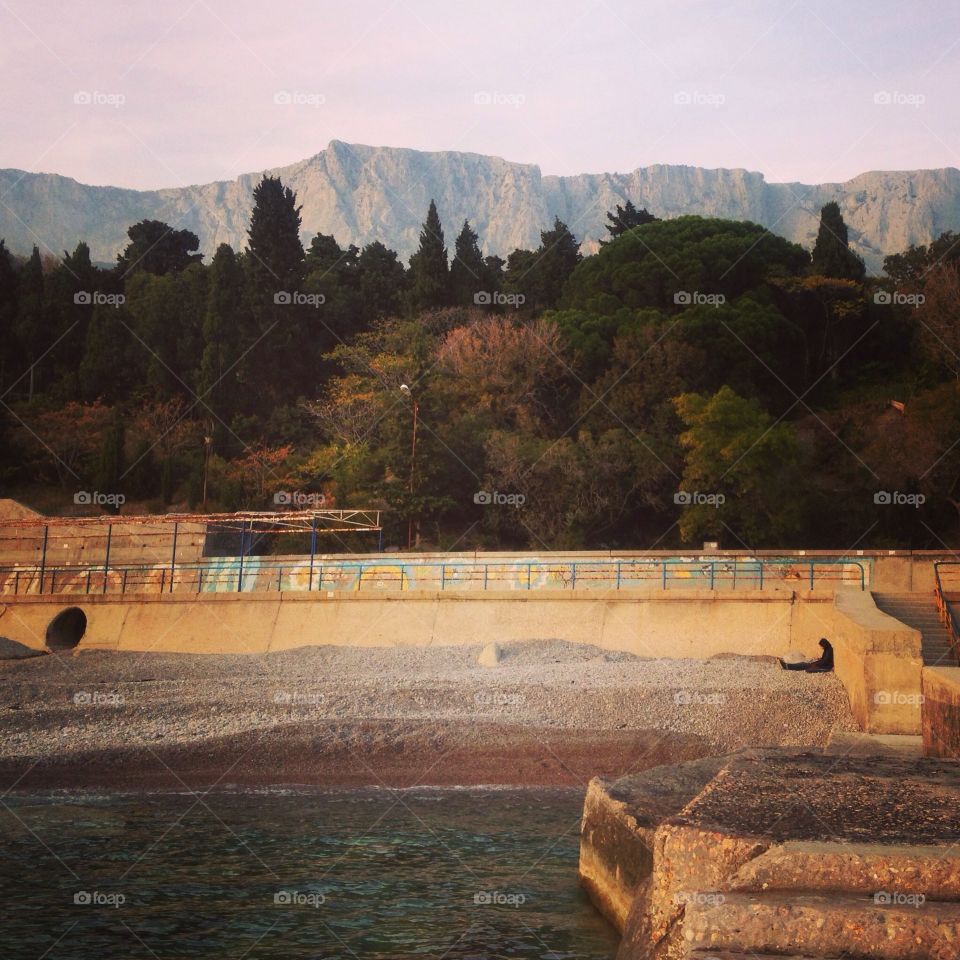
[1,175,959,551]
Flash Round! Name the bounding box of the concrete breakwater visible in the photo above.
[579,750,960,959]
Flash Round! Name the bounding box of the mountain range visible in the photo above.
[3,139,960,274]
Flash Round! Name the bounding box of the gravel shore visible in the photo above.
[0,640,856,789]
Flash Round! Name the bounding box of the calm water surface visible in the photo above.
[0,787,618,959]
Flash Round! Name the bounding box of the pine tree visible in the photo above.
[15,246,45,399]
[450,220,485,305]
[408,200,449,311]
[811,202,866,281]
[246,175,305,295]
[600,200,658,245]
[200,244,244,412]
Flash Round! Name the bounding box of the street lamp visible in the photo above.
[400,384,418,549]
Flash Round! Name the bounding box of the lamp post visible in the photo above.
[202,435,213,509]
[400,384,419,549]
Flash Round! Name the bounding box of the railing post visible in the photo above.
[277,566,283,592]
[308,517,317,591]
[809,560,815,591]
[237,521,246,593]
[38,524,48,595]
[197,568,203,594]
[122,569,128,594]
[759,562,764,590]
[440,564,445,591]
[571,562,577,591]
[318,564,324,591]
[527,563,532,590]
[400,566,405,591]
[160,569,165,593]
[483,564,489,591]
[732,560,737,591]
[357,564,363,591]
[710,561,715,590]
[169,522,178,593]
[103,524,112,595]
[13,570,19,595]
[616,561,621,590]
[662,560,667,590]
[86,570,92,594]
[50,570,56,593]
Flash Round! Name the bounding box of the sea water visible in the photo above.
[0,787,618,959]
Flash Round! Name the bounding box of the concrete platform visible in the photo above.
[823,730,923,757]
[580,749,960,960]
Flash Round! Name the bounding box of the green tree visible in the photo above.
[358,241,407,321]
[810,202,866,281]
[200,244,246,415]
[116,220,202,277]
[0,240,19,392]
[450,220,485,306]
[674,386,802,544]
[600,200,658,245]
[408,200,449,311]
[15,246,45,399]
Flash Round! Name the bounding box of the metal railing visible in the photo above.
[933,561,960,664]
[0,556,867,596]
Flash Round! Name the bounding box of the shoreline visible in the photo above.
[0,640,858,792]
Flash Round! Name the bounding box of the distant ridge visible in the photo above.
[2,140,960,273]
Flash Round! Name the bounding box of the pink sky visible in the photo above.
[1,0,957,189]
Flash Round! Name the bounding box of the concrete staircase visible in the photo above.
[873,592,958,666]
[684,890,960,959]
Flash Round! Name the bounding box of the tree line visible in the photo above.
[1,176,959,550]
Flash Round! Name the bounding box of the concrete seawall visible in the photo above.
[0,587,925,736]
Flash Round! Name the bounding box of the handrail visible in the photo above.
[933,561,960,664]
[0,556,868,596]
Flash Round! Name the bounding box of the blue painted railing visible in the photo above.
[0,556,867,596]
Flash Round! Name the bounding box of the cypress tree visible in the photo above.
[811,202,866,281]
[408,200,449,311]
[450,220,485,305]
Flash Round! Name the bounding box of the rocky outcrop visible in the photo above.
[580,749,960,960]
[2,141,960,273]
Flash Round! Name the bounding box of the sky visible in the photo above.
[1,0,958,190]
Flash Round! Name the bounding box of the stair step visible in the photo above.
[684,891,960,960]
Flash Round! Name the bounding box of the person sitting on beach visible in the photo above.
[779,638,834,673]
